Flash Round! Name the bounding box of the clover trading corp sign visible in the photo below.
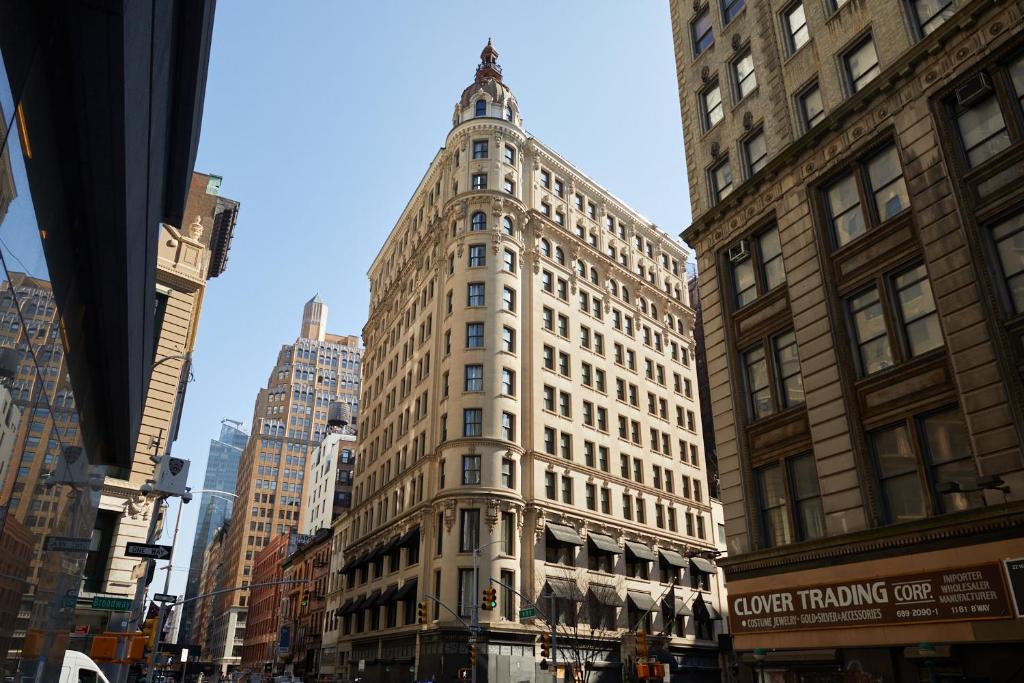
[729,563,1012,634]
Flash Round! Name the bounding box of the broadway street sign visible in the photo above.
[92,595,133,611]
[44,536,91,553]
[125,542,173,560]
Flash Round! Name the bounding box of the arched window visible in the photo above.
[475,100,487,117]
[540,239,550,257]
[650,304,658,320]
[503,216,514,236]
[590,269,599,285]
[639,298,648,313]
[471,212,486,232]
[577,260,586,277]
[555,247,565,265]
[505,106,513,121]
[622,286,630,302]
[609,280,619,296]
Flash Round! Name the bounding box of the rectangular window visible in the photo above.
[873,423,925,522]
[560,433,572,460]
[543,345,554,370]
[691,7,714,55]
[458,568,474,618]
[465,364,483,392]
[844,36,880,93]
[503,249,517,273]
[701,83,723,130]
[466,323,484,348]
[825,144,908,247]
[460,509,480,552]
[723,0,745,23]
[543,385,555,411]
[501,456,516,489]
[558,352,570,377]
[501,411,515,441]
[733,50,757,99]
[469,244,486,267]
[894,264,942,357]
[992,212,1024,314]
[585,484,596,510]
[773,331,804,409]
[540,169,550,188]
[913,0,954,36]
[744,346,773,420]
[504,145,516,164]
[500,367,516,396]
[472,139,488,159]
[542,271,553,293]
[600,488,610,513]
[710,159,734,203]
[559,392,571,417]
[472,173,488,190]
[955,93,1010,169]
[500,569,515,621]
[789,454,825,540]
[503,287,516,312]
[784,2,809,53]
[849,286,894,375]
[744,130,768,176]
[463,409,482,437]
[757,463,791,547]
[545,471,556,499]
[467,282,485,307]
[502,326,516,353]
[799,82,825,130]
[561,476,573,504]
[462,455,481,485]
[501,511,515,554]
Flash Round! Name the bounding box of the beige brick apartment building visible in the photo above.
[670,0,1024,679]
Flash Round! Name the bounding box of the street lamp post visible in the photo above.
[471,538,503,683]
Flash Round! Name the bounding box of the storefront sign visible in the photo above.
[1005,557,1024,617]
[729,562,1011,634]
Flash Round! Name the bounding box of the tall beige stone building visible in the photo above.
[207,298,362,674]
[328,43,721,683]
[670,0,1024,679]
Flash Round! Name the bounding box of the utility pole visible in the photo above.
[549,592,557,683]
[471,538,501,683]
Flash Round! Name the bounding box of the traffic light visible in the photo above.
[540,632,551,658]
[468,641,478,666]
[635,630,648,658]
[481,587,497,611]
[89,634,118,662]
[142,618,159,651]
[127,634,147,662]
[417,600,429,624]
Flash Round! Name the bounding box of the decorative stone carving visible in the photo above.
[443,499,457,531]
[731,34,742,51]
[700,66,710,83]
[188,215,204,240]
[742,111,753,130]
[710,141,720,158]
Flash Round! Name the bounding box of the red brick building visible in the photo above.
[242,530,301,675]
[0,513,32,673]
[281,528,331,682]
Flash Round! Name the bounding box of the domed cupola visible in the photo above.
[453,39,522,128]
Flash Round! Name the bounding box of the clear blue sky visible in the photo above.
[164,0,692,599]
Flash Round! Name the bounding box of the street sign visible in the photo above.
[153,593,177,603]
[518,607,537,619]
[44,535,91,553]
[125,542,173,559]
[92,595,133,611]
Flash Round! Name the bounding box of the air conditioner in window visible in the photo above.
[956,72,992,107]
[727,239,750,264]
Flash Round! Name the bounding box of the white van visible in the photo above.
[58,650,111,683]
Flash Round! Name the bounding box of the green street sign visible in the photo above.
[91,596,132,611]
[519,607,537,619]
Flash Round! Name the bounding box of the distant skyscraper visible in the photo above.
[180,419,248,644]
[204,297,361,674]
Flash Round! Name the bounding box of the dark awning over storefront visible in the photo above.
[394,579,418,601]
[659,549,687,567]
[690,557,715,574]
[338,598,355,616]
[547,523,584,546]
[625,541,655,562]
[547,578,585,601]
[357,590,380,611]
[589,584,624,606]
[627,590,655,612]
[374,585,398,607]
[398,526,420,548]
[588,533,620,554]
